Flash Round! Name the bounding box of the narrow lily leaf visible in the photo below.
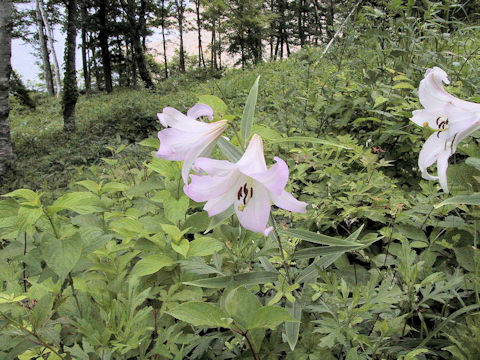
[268,136,351,149]
[285,300,302,350]
[204,205,235,233]
[240,75,260,147]
[435,193,480,208]
[217,137,243,162]
[280,228,359,247]
[138,137,160,149]
[183,271,279,288]
[292,245,362,259]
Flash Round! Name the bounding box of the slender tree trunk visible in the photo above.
[38,0,62,96]
[121,0,154,88]
[194,0,205,68]
[161,0,168,78]
[140,0,147,49]
[99,0,112,93]
[129,37,138,87]
[217,17,222,69]
[298,0,305,47]
[175,0,186,73]
[211,19,217,70]
[81,1,91,92]
[63,0,78,133]
[0,0,14,178]
[326,0,334,40]
[36,0,54,96]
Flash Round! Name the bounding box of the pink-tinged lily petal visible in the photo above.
[436,150,452,192]
[187,103,214,121]
[157,128,204,161]
[237,134,268,175]
[235,183,271,233]
[195,157,237,176]
[181,139,217,183]
[162,107,211,132]
[185,171,240,203]
[158,113,167,127]
[271,190,308,213]
[418,131,449,181]
[248,156,289,195]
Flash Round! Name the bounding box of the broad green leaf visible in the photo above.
[131,254,174,277]
[224,287,261,330]
[466,157,480,170]
[76,180,99,193]
[217,137,243,162]
[147,157,177,178]
[240,76,260,146]
[198,95,228,115]
[139,137,160,149]
[184,271,279,288]
[435,193,480,208]
[187,236,223,257]
[392,82,414,90]
[44,234,83,280]
[3,189,40,203]
[171,238,190,257]
[164,196,189,225]
[30,294,54,330]
[247,306,297,330]
[48,192,104,215]
[101,182,128,194]
[161,224,190,242]
[252,124,282,140]
[16,206,43,233]
[285,300,302,350]
[268,136,351,149]
[167,302,232,328]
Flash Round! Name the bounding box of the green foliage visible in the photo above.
[3,1,480,358]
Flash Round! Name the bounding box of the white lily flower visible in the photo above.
[156,104,228,184]
[410,67,480,192]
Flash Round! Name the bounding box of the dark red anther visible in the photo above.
[243,183,248,196]
[237,187,243,200]
[250,187,254,198]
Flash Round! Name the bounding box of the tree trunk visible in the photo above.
[326,0,334,40]
[81,1,91,92]
[161,0,168,78]
[99,0,112,93]
[121,0,154,88]
[63,0,78,133]
[0,0,14,179]
[176,0,186,72]
[217,17,222,69]
[211,19,217,70]
[35,0,54,96]
[140,0,147,49]
[38,0,62,96]
[194,0,205,68]
[298,0,305,47]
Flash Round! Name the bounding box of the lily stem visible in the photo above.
[269,214,294,285]
[228,122,245,151]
